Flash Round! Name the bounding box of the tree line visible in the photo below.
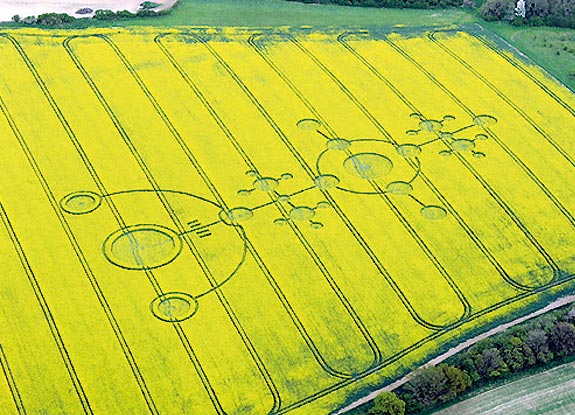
[481,0,575,28]
[11,2,167,27]
[363,304,575,414]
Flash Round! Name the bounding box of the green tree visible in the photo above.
[500,336,529,372]
[480,0,516,20]
[549,322,575,356]
[526,328,554,364]
[475,348,508,379]
[443,365,472,396]
[369,391,405,415]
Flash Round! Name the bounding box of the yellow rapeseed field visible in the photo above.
[0,27,573,414]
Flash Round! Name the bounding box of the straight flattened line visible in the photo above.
[2,35,167,295]
[247,32,447,330]
[0,95,95,415]
[180,32,385,361]
[277,260,575,414]
[98,34,294,412]
[157,33,381,371]
[248,34,468,330]
[145,30,575,413]
[382,35,560,277]
[0,343,26,414]
[336,33,532,293]
[63,35,228,415]
[282,34,471,322]
[1,33,165,415]
[427,33,575,227]
[154,32,359,381]
[470,33,575,118]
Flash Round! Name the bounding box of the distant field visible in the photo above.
[484,22,575,92]
[0,27,573,414]
[434,361,575,415]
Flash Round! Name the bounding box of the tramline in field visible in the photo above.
[0,27,573,415]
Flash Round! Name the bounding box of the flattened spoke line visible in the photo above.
[168,32,382,368]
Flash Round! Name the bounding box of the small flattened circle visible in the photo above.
[421,205,448,220]
[475,133,488,140]
[151,292,199,322]
[396,144,422,158]
[60,191,102,215]
[450,139,476,152]
[254,177,279,192]
[310,222,324,230]
[274,218,287,226]
[386,181,413,195]
[327,138,352,151]
[440,132,454,139]
[104,224,182,270]
[419,120,442,132]
[343,153,393,180]
[226,207,254,224]
[314,174,340,190]
[296,118,321,131]
[289,206,316,221]
[473,114,497,127]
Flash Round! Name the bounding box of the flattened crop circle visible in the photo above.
[296,118,321,130]
[60,191,102,215]
[420,205,448,220]
[151,292,199,322]
[343,153,393,180]
[104,224,182,270]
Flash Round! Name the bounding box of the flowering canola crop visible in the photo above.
[0,27,573,415]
